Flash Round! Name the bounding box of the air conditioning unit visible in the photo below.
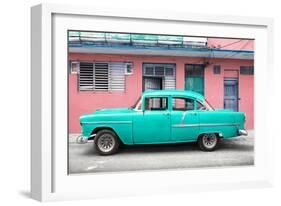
[125,62,133,75]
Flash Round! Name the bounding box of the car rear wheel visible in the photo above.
[198,133,219,151]
[94,129,120,155]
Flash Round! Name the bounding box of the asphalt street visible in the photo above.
[68,131,254,174]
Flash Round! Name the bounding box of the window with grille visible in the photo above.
[185,64,204,76]
[143,63,176,90]
[78,61,126,91]
[144,67,154,75]
[240,66,254,75]
[165,67,174,76]
[155,66,165,75]
[213,65,221,74]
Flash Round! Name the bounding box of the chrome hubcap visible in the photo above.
[202,133,217,149]
[97,135,115,152]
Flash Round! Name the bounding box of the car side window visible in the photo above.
[172,97,194,111]
[145,97,168,111]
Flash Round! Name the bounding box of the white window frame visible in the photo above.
[78,61,126,92]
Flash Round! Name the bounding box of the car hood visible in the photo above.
[80,108,134,123]
[93,108,134,115]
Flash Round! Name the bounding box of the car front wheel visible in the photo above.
[94,129,120,155]
[198,133,219,151]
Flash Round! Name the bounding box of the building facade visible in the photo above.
[68,33,254,133]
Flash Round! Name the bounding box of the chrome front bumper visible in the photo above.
[238,129,248,136]
[76,134,96,144]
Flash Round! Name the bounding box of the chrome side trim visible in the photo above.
[83,121,132,125]
[172,123,240,128]
[180,111,187,124]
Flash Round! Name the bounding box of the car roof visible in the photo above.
[142,90,204,101]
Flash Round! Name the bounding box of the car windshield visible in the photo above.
[131,96,141,109]
[203,99,214,111]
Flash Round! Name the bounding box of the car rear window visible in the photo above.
[172,97,194,111]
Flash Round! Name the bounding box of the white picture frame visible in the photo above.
[31,3,274,202]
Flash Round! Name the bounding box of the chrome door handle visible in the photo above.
[163,112,170,115]
[190,112,197,116]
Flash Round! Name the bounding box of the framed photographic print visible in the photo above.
[31,3,274,201]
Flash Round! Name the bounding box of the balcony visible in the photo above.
[68,31,253,60]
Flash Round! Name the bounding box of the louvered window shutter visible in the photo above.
[143,63,176,90]
[78,62,94,91]
[109,62,126,91]
[94,62,109,90]
[78,61,126,92]
[164,76,176,90]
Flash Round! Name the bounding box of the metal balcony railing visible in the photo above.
[68,31,208,49]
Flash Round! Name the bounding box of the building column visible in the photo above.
[176,62,185,90]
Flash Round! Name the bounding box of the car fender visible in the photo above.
[89,123,133,145]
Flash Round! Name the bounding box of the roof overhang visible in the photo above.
[69,45,253,60]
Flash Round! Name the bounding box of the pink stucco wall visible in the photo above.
[207,38,254,51]
[69,53,254,133]
[204,59,254,129]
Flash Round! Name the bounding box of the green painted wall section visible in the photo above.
[185,77,204,96]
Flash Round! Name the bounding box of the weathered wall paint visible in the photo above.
[207,38,254,51]
[68,53,254,133]
[204,59,254,130]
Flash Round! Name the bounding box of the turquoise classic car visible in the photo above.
[79,90,247,155]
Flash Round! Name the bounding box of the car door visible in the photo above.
[133,96,171,144]
[171,97,199,142]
